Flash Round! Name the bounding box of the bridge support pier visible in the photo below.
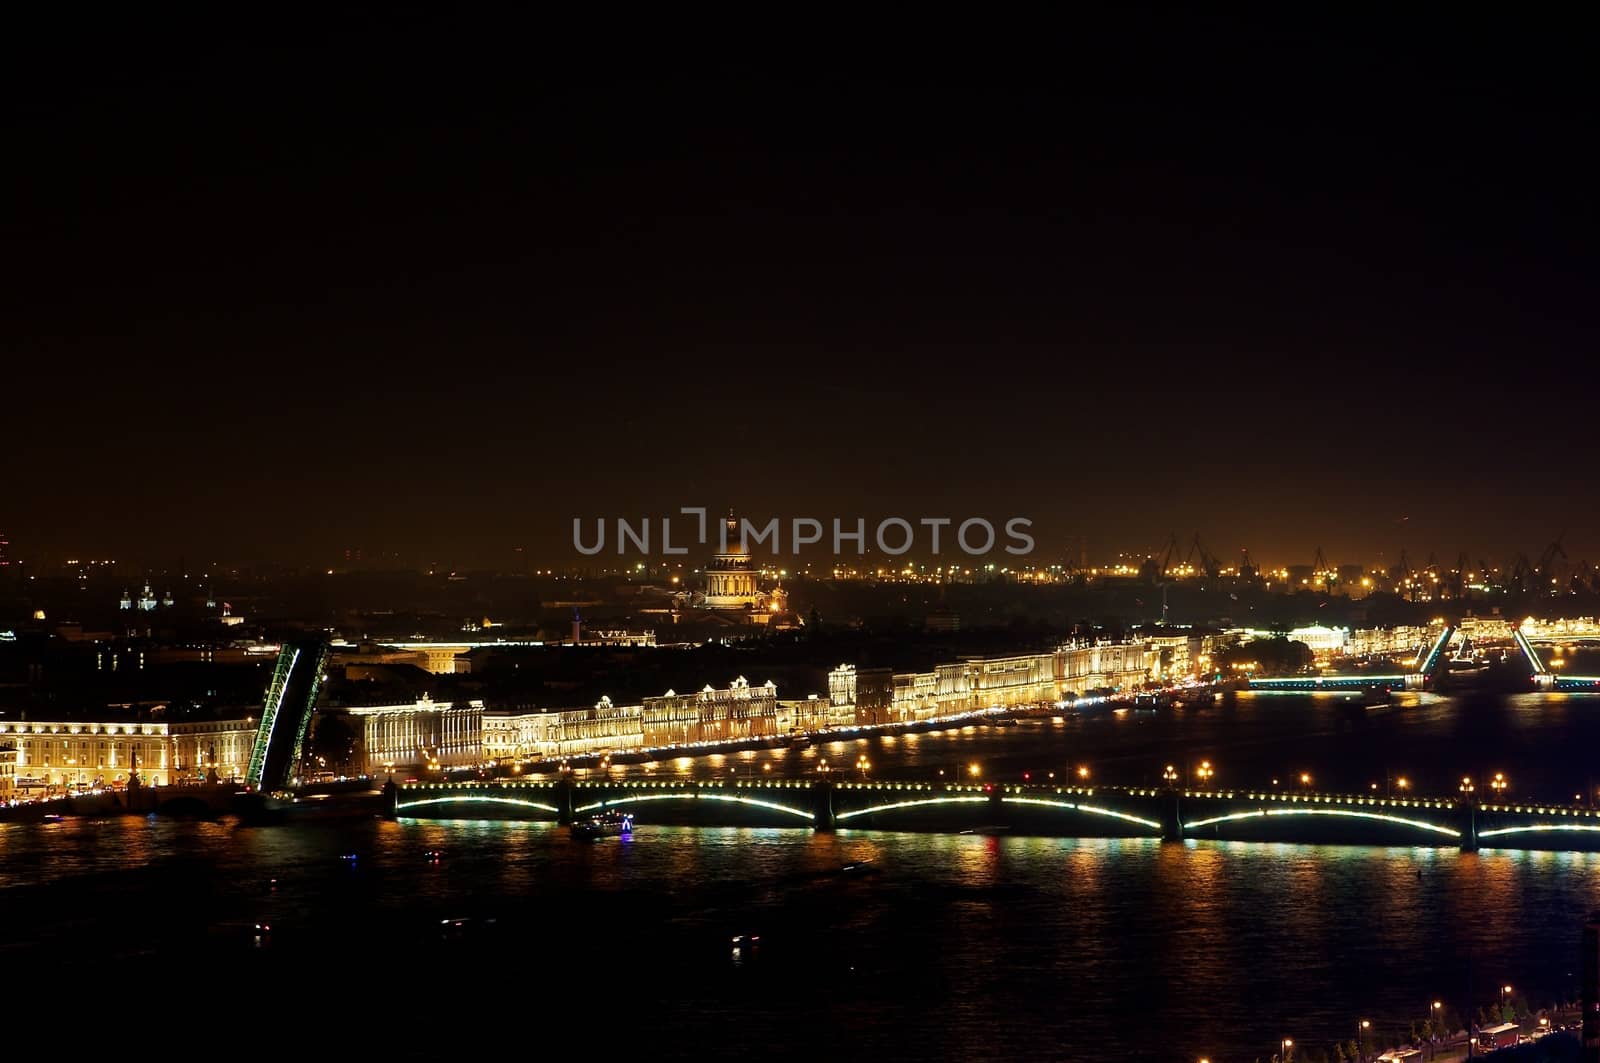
[813,781,835,833]
[556,778,575,826]
[1459,800,1478,853]
[381,777,398,819]
[1161,791,1184,843]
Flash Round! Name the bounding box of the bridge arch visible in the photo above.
[395,795,560,815]
[833,795,989,822]
[577,792,814,822]
[1183,807,1460,840]
[1478,823,1600,840]
[1001,796,1162,832]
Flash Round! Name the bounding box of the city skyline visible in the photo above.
[0,526,1587,583]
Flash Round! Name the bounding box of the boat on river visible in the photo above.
[571,809,633,840]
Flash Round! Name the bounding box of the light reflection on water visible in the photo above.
[3,812,1598,1058]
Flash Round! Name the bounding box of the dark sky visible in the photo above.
[4,13,1595,570]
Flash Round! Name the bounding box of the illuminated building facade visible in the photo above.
[641,677,779,746]
[854,667,895,726]
[1520,616,1600,640]
[484,697,645,761]
[968,653,1058,709]
[1056,642,1154,695]
[830,665,896,726]
[778,696,834,733]
[1345,625,1434,659]
[170,718,259,782]
[835,647,1123,725]
[1142,636,1204,680]
[0,744,15,797]
[349,698,484,775]
[1456,617,1514,643]
[483,678,782,761]
[0,719,173,788]
[480,713,524,761]
[0,717,263,790]
[829,664,856,716]
[1235,625,1350,657]
[891,669,941,721]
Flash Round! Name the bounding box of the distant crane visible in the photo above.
[1156,532,1181,579]
[1238,548,1259,582]
[1537,531,1568,591]
[1389,548,1414,599]
[1185,533,1222,581]
[1312,546,1333,594]
[1510,553,1536,595]
[1510,532,1569,596]
[1416,550,1443,597]
[1148,532,1182,623]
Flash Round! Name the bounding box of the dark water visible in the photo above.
[4,691,1598,1060]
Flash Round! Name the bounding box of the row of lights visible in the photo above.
[402,765,1480,797]
[404,765,1600,821]
[1214,991,1543,1063]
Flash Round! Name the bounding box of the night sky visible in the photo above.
[5,13,1595,569]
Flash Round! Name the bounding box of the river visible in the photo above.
[3,689,1597,1060]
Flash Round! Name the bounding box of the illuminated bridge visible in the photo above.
[1246,622,1600,692]
[245,636,331,791]
[390,777,1600,852]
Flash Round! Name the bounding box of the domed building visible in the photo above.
[686,511,789,623]
[703,513,761,609]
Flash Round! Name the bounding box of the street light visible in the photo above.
[1299,772,1312,790]
[1460,776,1475,795]
[968,762,981,779]
[1076,765,1090,782]
[1501,984,1513,1013]
[1197,760,1214,787]
[1162,764,1179,787]
[1491,772,1508,798]
[1281,1036,1293,1061]
[1357,1019,1370,1060]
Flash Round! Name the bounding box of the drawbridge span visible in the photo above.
[244,636,331,791]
